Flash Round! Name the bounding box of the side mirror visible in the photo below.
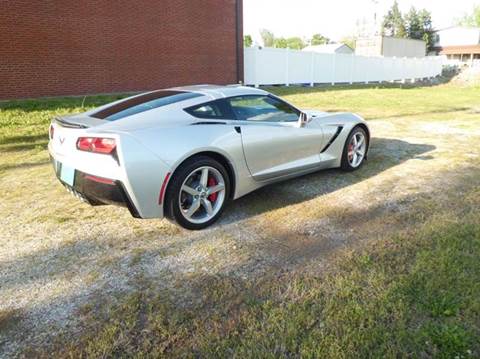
[298,112,312,127]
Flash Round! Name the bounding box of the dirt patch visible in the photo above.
[1,89,480,356]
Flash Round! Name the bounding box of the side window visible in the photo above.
[184,99,233,119]
[228,95,300,122]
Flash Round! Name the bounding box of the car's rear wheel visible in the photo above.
[165,156,230,230]
[341,126,368,171]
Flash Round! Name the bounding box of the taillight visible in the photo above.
[76,137,116,154]
[49,124,54,140]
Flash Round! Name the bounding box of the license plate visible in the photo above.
[60,163,75,186]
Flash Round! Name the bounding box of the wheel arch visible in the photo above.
[162,150,237,212]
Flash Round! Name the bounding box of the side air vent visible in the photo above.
[321,126,343,153]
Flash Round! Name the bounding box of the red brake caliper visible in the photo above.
[348,143,354,159]
[208,176,217,202]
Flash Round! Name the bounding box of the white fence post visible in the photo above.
[310,52,314,87]
[401,57,407,84]
[331,54,336,86]
[379,57,383,84]
[411,57,416,83]
[254,47,260,88]
[285,48,290,86]
[350,54,354,84]
[391,56,396,83]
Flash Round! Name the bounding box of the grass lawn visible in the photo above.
[1,83,479,358]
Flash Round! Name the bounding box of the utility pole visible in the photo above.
[372,0,379,36]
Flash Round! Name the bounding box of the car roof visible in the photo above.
[168,84,268,100]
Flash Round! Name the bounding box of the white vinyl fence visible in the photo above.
[244,47,444,87]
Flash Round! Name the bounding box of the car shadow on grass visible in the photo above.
[220,137,436,225]
[6,171,479,358]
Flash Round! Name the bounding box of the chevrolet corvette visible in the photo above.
[49,85,370,229]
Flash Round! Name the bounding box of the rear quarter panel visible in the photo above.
[125,124,258,201]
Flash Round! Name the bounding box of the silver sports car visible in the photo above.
[49,85,370,229]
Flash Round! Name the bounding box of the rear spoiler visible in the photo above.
[54,117,89,129]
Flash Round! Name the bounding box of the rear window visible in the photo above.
[92,91,202,121]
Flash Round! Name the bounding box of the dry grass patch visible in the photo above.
[1,83,480,357]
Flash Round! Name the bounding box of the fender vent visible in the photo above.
[321,126,343,153]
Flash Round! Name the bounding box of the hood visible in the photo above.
[302,109,329,118]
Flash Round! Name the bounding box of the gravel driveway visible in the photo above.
[1,89,479,356]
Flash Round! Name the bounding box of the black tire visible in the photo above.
[340,126,368,171]
[164,155,230,230]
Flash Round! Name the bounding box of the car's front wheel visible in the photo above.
[165,156,230,230]
[341,126,368,171]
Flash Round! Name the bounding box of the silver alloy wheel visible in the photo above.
[178,166,226,224]
[348,131,367,168]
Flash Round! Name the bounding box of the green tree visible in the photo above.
[405,7,434,49]
[310,33,330,46]
[286,37,306,50]
[418,9,434,49]
[258,29,306,50]
[273,37,305,50]
[456,5,480,26]
[405,7,422,39]
[382,0,406,37]
[243,35,253,48]
[273,37,288,48]
[260,29,275,47]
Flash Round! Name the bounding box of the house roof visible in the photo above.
[434,26,480,33]
[433,44,480,55]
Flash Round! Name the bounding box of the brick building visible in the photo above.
[0,0,243,99]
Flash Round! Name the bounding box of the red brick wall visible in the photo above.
[0,0,242,99]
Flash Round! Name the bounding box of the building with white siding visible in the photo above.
[356,36,426,58]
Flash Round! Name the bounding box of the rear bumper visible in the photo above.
[51,157,141,218]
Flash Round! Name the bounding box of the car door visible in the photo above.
[228,95,326,181]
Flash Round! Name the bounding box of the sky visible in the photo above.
[244,0,479,43]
